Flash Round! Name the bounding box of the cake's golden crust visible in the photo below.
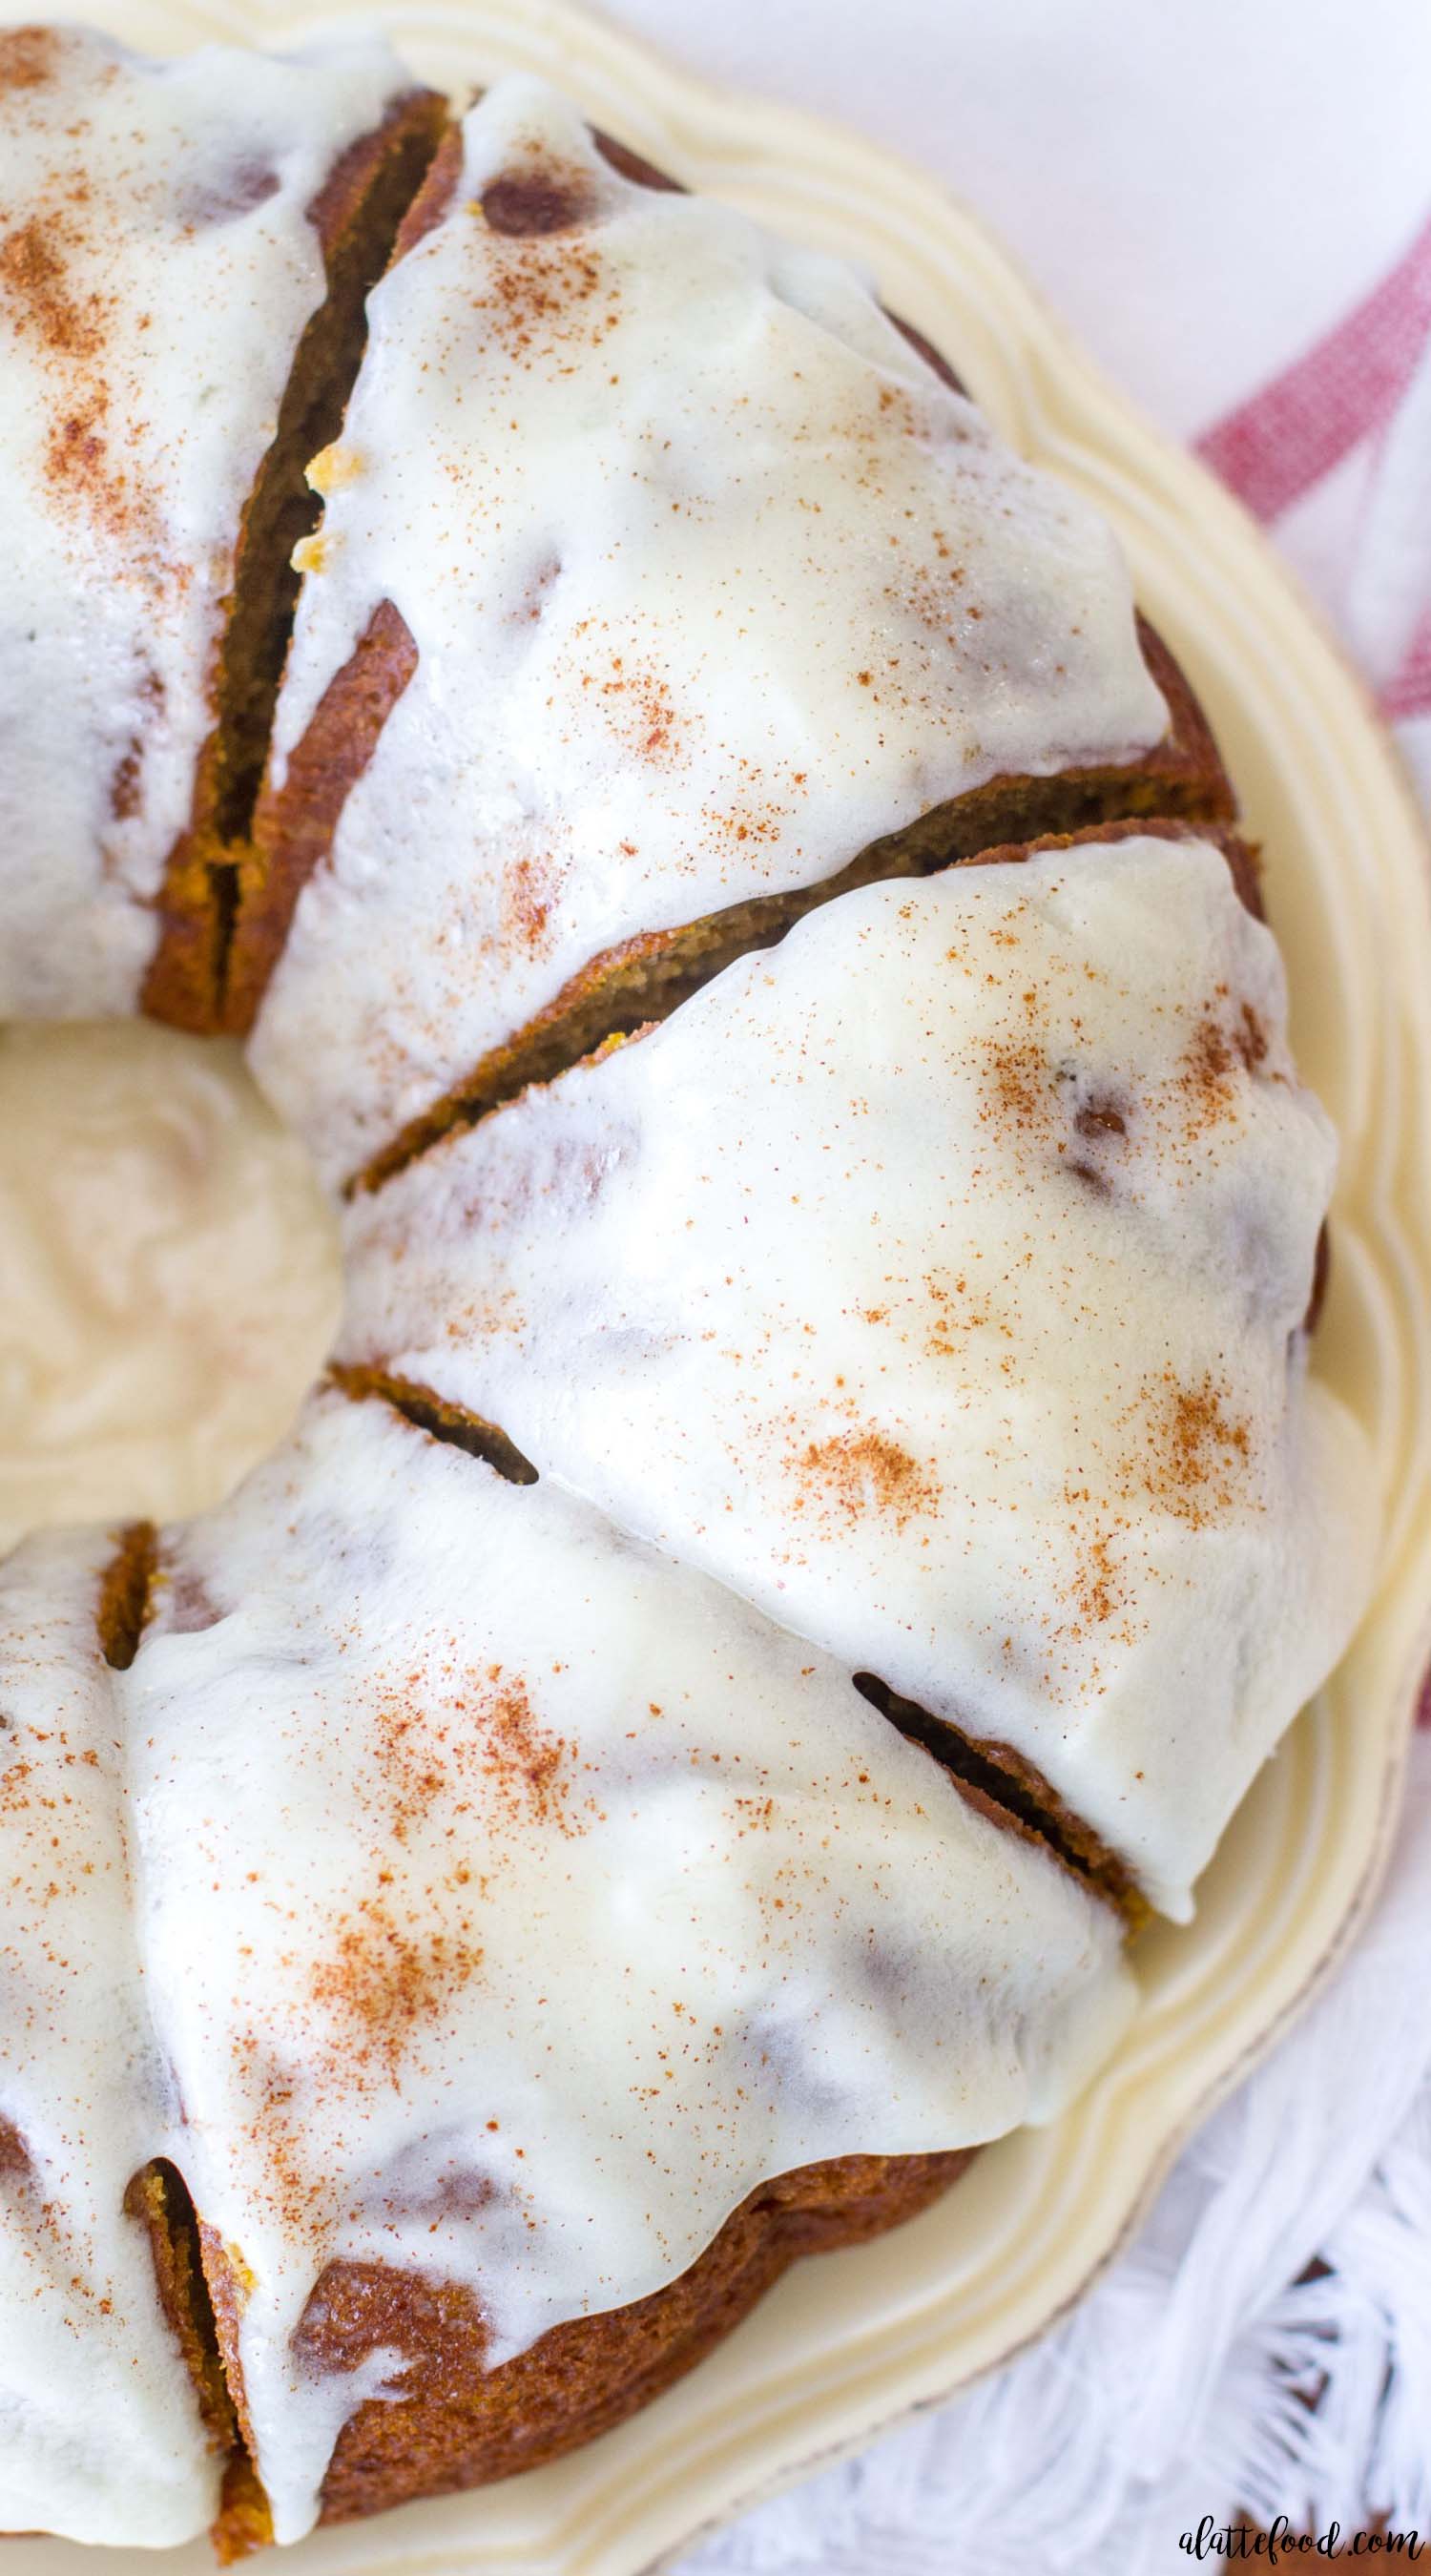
[390,119,464,256]
[124,2164,275,2560]
[326,1360,540,1484]
[125,2166,236,2461]
[227,601,419,1031]
[850,1673,1149,1928]
[961,811,1263,915]
[591,127,686,195]
[886,310,967,395]
[197,2222,272,2564]
[1128,616,1236,822]
[94,1519,157,1671]
[196,2150,969,2544]
[140,86,444,1034]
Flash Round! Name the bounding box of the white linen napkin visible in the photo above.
[579,2,1431,2562]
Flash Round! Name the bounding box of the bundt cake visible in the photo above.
[0,35,1374,2559]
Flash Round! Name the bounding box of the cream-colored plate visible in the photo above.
[9,3,1431,2569]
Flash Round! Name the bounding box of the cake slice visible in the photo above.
[338,829,1375,1921]
[0,25,441,1027]
[237,75,1231,1194]
[0,1524,218,2546]
[120,1387,1133,2545]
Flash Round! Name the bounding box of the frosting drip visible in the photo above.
[340,837,1377,1919]
[250,75,1167,1188]
[0,1527,217,2545]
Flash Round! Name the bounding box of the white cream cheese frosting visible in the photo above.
[122,1388,1134,2543]
[0,1527,217,2545]
[0,23,412,1019]
[249,74,1169,1190]
[340,835,1378,1920]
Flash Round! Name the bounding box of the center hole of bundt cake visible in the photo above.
[0,1021,341,1549]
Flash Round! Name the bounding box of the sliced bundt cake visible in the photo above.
[339,828,1372,1921]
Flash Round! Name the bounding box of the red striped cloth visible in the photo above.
[1197,203,1431,1748]
[1196,206,1431,725]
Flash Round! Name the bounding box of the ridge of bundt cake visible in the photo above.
[353,805,1255,1199]
[222,601,420,1036]
[325,1359,540,1484]
[0,1524,222,2543]
[95,1518,158,1670]
[141,89,445,1032]
[338,827,1373,1923]
[126,2162,273,2563]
